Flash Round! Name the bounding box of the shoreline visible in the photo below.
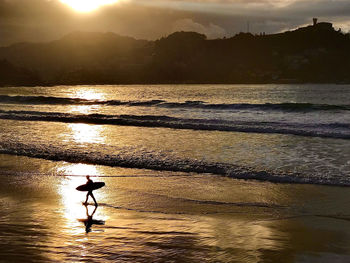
[2,153,350,262]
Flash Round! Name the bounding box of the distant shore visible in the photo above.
[1,21,350,87]
[1,81,350,88]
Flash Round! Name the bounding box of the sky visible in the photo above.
[0,0,349,46]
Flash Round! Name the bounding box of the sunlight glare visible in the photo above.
[56,163,106,235]
[67,88,105,114]
[57,163,100,176]
[74,89,105,101]
[68,123,105,144]
[60,0,118,12]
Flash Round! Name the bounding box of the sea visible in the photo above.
[1,84,350,262]
[1,84,350,185]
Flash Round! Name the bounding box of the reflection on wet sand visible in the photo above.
[56,163,107,237]
[78,205,105,233]
[2,161,350,262]
[1,155,350,262]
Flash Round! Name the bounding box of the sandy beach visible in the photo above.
[2,153,350,262]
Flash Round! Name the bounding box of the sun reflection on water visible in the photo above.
[68,123,105,144]
[68,87,106,114]
[69,105,99,114]
[74,88,106,101]
[57,107,108,232]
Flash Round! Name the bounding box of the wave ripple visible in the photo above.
[1,95,350,112]
[0,109,349,139]
[0,141,349,186]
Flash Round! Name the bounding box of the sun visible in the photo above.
[60,0,118,13]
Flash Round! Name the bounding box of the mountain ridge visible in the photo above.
[1,22,349,86]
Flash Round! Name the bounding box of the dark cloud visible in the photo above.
[0,0,349,46]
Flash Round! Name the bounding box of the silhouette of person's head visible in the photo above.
[86,175,90,180]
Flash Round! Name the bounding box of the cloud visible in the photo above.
[0,0,350,46]
[171,18,225,38]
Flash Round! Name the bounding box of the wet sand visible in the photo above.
[1,154,350,262]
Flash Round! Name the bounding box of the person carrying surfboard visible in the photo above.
[76,176,105,205]
[84,176,98,206]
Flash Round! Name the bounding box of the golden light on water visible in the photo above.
[58,163,100,176]
[68,123,105,144]
[74,89,105,101]
[60,0,119,12]
[68,88,105,113]
[57,109,107,225]
[69,105,98,114]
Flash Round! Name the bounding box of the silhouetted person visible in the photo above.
[84,176,98,206]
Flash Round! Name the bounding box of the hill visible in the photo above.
[1,22,349,86]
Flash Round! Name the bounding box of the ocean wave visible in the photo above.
[0,95,96,105]
[1,95,349,112]
[0,141,349,186]
[0,109,349,139]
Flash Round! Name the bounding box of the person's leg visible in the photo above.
[84,192,90,205]
[91,192,98,206]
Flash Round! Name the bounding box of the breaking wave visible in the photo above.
[0,109,349,139]
[0,140,349,186]
[1,95,349,112]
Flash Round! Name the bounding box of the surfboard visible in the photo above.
[76,182,105,192]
